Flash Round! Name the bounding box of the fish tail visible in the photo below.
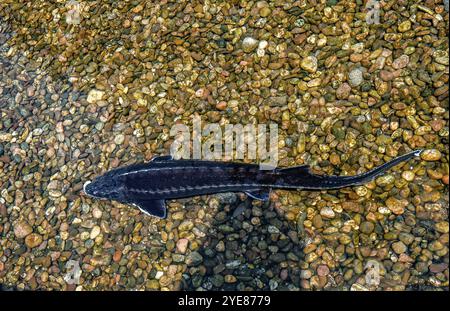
[324,149,422,188]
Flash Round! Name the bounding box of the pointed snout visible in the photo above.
[83,180,95,196]
[83,179,104,198]
[83,174,122,200]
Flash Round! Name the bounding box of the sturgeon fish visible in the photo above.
[83,150,422,218]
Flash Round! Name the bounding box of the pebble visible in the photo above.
[392,241,407,254]
[392,55,409,69]
[349,67,364,86]
[360,221,375,234]
[398,20,411,32]
[176,238,189,254]
[25,233,43,248]
[90,226,101,239]
[185,251,203,266]
[301,56,318,73]
[420,149,442,161]
[259,7,271,17]
[179,220,194,231]
[224,275,237,283]
[430,263,447,273]
[376,175,395,187]
[86,89,105,104]
[320,207,335,219]
[433,50,449,66]
[435,222,449,234]
[92,207,102,219]
[312,215,324,228]
[300,270,313,279]
[114,134,125,145]
[402,171,415,182]
[385,197,406,215]
[242,37,258,53]
[317,265,330,277]
[336,83,351,99]
[399,233,415,245]
[14,221,33,239]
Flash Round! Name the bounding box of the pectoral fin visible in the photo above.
[245,189,271,201]
[132,199,167,218]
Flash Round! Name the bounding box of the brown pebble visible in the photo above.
[336,83,351,99]
[429,263,447,273]
[350,54,363,62]
[420,149,442,161]
[380,70,394,81]
[25,233,43,248]
[113,250,122,262]
[317,265,330,277]
[176,238,189,254]
[0,203,7,217]
[14,221,33,239]
[216,101,227,111]
[293,34,307,45]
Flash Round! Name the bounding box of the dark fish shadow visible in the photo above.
[176,193,307,291]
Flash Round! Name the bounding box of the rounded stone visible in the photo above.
[360,221,375,234]
[90,226,101,239]
[435,222,449,234]
[25,233,43,248]
[259,7,271,17]
[301,56,318,73]
[185,251,203,266]
[114,134,125,145]
[392,241,407,254]
[398,20,411,32]
[320,206,335,219]
[392,55,409,69]
[176,238,189,254]
[87,89,105,104]
[14,221,33,239]
[385,197,406,215]
[92,207,103,219]
[242,37,259,53]
[349,67,364,86]
[336,83,351,99]
[312,215,324,228]
[224,275,237,283]
[300,269,313,279]
[399,233,415,245]
[402,171,415,182]
[317,265,330,277]
[179,220,194,231]
[420,149,442,161]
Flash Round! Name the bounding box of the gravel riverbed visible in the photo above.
[0,0,448,291]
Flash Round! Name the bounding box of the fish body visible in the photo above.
[84,150,422,218]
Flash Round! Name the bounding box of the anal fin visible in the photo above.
[245,189,271,201]
[151,155,173,162]
[132,199,167,218]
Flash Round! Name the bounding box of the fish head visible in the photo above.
[83,173,124,201]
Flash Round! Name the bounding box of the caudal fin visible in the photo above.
[280,150,422,190]
[342,149,422,186]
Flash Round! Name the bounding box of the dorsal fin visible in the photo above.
[276,165,311,174]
